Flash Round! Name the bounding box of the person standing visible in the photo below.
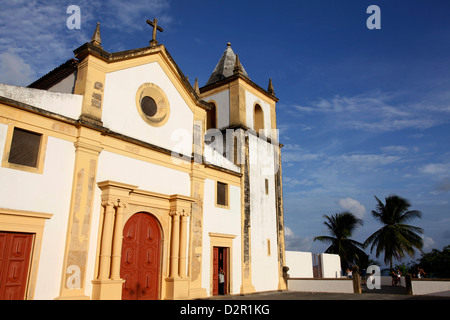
[218,268,225,295]
[391,268,398,286]
[417,267,426,279]
[346,267,353,279]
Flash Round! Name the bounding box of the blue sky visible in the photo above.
[1,0,449,266]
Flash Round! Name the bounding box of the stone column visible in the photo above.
[179,211,189,278]
[92,181,136,300]
[56,127,102,300]
[187,164,208,298]
[98,201,115,280]
[169,210,181,278]
[240,134,255,294]
[110,200,126,280]
[165,195,195,299]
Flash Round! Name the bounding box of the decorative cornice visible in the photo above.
[200,73,279,103]
[101,200,115,208]
[74,140,103,154]
[114,199,127,209]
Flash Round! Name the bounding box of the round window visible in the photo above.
[135,83,170,127]
[141,96,158,117]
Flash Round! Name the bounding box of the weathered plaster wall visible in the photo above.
[0,123,76,299]
[102,62,193,157]
[248,134,279,292]
[202,179,241,296]
[48,72,77,94]
[84,149,192,296]
[245,90,272,136]
[202,89,230,129]
[0,84,82,119]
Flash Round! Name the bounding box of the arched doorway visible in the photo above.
[120,212,161,300]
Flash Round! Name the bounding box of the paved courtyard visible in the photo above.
[203,285,450,300]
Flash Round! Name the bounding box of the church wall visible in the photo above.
[203,144,240,173]
[84,149,192,296]
[0,122,76,299]
[245,89,272,137]
[48,71,77,94]
[0,37,287,299]
[248,134,279,292]
[202,89,230,129]
[96,150,191,197]
[202,178,242,296]
[0,84,82,120]
[102,62,194,158]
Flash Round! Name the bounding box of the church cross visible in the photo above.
[146,18,164,46]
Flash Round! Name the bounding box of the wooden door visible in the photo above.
[212,247,219,295]
[212,246,228,295]
[222,247,228,295]
[0,232,33,300]
[121,213,161,300]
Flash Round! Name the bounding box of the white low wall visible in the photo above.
[321,253,341,278]
[285,251,313,278]
[288,278,354,294]
[411,279,450,297]
[0,84,82,119]
[285,251,342,278]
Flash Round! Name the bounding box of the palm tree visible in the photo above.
[364,195,424,269]
[314,212,366,271]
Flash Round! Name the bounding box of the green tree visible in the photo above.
[395,262,410,276]
[416,245,450,278]
[364,195,423,269]
[314,212,366,271]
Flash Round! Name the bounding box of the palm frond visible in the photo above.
[366,195,423,266]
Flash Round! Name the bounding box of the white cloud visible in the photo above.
[283,177,315,188]
[422,236,436,251]
[421,163,450,178]
[338,198,366,219]
[284,226,294,238]
[281,144,322,163]
[0,1,94,84]
[289,92,450,132]
[293,105,316,113]
[336,154,400,166]
[0,50,35,86]
[104,0,171,31]
[284,226,312,251]
[0,0,172,85]
[381,145,410,154]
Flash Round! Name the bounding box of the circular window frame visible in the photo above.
[135,83,170,127]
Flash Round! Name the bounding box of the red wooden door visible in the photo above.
[222,247,228,295]
[213,247,228,295]
[0,232,33,300]
[121,213,161,300]
[212,247,219,295]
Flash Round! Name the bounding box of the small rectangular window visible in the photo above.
[8,127,42,168]
[265,179,269,195]
[216,181,228,207]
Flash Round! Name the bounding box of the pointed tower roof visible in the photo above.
[205,42,249,86]
[268,78,275,96]
[90,22,102,48]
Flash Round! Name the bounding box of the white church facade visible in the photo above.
[0,22,286,300]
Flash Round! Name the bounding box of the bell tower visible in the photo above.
[200,43,278,136]
[200,43,286,293]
